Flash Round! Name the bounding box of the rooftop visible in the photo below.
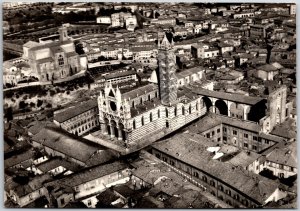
[187,86,264,105]
[53,99,98,123]
[151,134,281,205]
[52,161,129,188]
[32,126,107,163]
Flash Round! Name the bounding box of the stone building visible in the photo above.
[22,25,80,82]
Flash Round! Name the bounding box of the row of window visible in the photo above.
[223,127,270,144]
[132,103,200,129]
[160,153,252,207]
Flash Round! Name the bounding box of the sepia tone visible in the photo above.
[3,2,297,208]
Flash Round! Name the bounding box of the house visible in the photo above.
[8,174,52,207]
[46,161,131,200]
[225,151,261,174]
[5,149,35,170]
[177,66,205,87]
[260,141,297,179]
[256,63,281,81]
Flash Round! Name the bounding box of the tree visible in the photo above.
[5,107,13,122]
[37,99,43,107]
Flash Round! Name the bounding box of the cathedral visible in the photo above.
[97,33,207,144]
[22,25,81,82]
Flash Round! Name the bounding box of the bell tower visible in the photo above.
[157,32,178,106]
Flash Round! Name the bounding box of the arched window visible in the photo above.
[210,180,215,187]
[58,55,64,66]
[150,112,153,122]
[182,106,185,115]
[165,108,168,118]
[158,109,160,118]
[141,116,144,126]
[202,176,207,183]
[133,120,136,129]
[140,97,143,105]
[132,101,135,108]
[148,95,151,101]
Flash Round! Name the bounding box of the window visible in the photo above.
[223,127,227,132]
[88,199,92,206]
[244,143,248,148]
[217,128,220,133]
[218,185,224,192]
[265,140,269,144]
[279,164,284,169]
[141,116,144,126]
[189,105,192,114]
[218,137,221,142]
[150,112,153,122]
[174,107,177,116]
[253,136,257,141]
[212,131,215,136]
[158,109,160,118]
[202,176,207,183]
[226,189,231,196]
[223,136,227,141]
[233,130,237,135]
[165,108,168,118]
[291,167,294,172]
[210,180,215,187]
[182,106,185,115]
[58,55,64,66]
[244,133,248,138]
[253,145,257,150]
[193,172,199,178]
[207,133,210,138]
[60,198,65,205]
[258,137,262,143]
[166,121,169,128]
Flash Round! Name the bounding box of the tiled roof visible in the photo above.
[266,141,297,168]
[152,134,280,205]
[122,83,158,101]
[176,66,204,79]
[32,126,106,163]
[36,157,80,173]
[53,99,98,123]
[187,86,264,105]
[227,151,261,167]
[4,149,35,169]
[104,70,136,80]
[53,161,129,187]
